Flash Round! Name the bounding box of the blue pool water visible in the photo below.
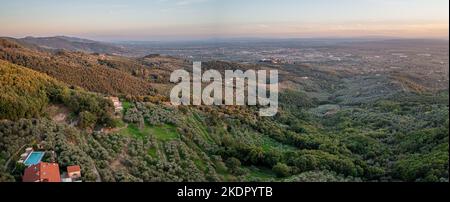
[24,152,45,166]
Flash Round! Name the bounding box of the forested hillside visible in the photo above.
[0,38,155,96]
[0,59,117,124]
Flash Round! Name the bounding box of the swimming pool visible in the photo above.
[24,152,45,166]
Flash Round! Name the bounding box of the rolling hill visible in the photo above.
[19,36,128,55]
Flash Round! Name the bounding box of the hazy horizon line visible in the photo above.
[4,34,449,43]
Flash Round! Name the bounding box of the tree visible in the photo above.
[79,111,97,129]
[272,163,291,178]
[226,157,241,171]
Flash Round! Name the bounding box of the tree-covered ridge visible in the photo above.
[20,36,128,54]
[0,38,155,96]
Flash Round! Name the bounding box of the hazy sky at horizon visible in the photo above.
[0,0,448,41]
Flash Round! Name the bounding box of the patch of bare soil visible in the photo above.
[46,104,71,124]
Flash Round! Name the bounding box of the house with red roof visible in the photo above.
[67,165,81,179]
[22,162,61,182]
[61,165,82,182]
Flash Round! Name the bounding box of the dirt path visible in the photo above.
[101,124,128,134]
[92,165,102,182]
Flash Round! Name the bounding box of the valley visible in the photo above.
[0,36,448,182]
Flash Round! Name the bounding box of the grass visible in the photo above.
[119,124,147,138]
[148,147,158,158]
[121,101,133,114]
[114,119,126,128]
[119,123,179,141]
[152,124,179,141]
[260,135,296,152]
[245,166,277,180]
[243,131,297,152]
[193,158,207,172]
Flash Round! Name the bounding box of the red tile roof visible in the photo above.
[23,162,61,182]
[67,165,81,174]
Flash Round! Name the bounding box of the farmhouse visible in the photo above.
[61,165,82,182]
[109,97,123,113]
[22,162,61,182]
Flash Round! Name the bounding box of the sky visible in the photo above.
[0,0,448,41]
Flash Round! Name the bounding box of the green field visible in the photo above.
[152,124,179,141]
[119,123,179,141]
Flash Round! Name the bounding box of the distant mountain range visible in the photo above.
[19,36,129,55]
